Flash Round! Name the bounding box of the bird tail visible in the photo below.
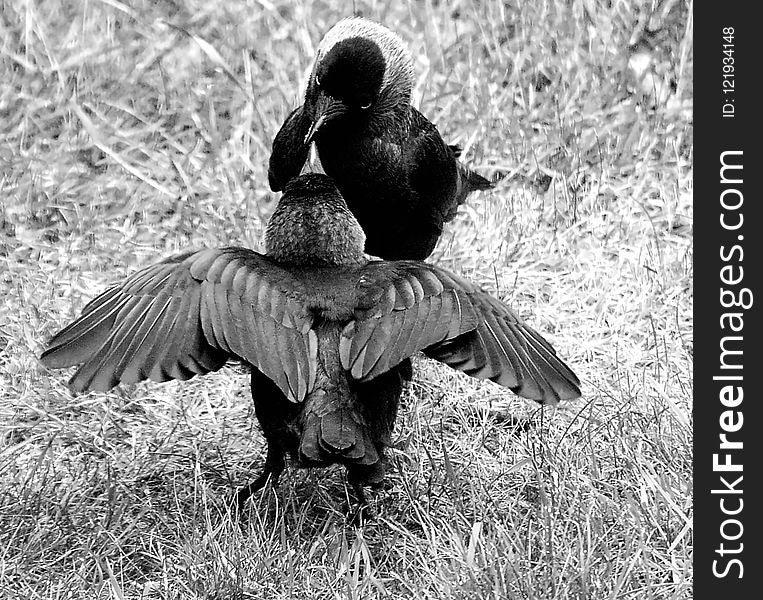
[447,144,494,208]
[298,389,383,482]
[445,162,494,221]
[459,164,494,192]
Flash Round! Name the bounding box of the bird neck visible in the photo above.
[265,195,367,267]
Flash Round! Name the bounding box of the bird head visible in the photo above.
[265,174,367,267]
[304,17,414,143]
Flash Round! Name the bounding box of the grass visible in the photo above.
[0,0,692,598]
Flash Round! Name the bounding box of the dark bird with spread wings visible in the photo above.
[40,174,580,510]
[268,17,494,261]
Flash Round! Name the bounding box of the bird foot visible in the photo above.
[347,501,376,526]
[346,477,380,525]
[231,447,285,511]
[230,475,273,510]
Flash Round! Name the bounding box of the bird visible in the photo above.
[268,16,495,262]
[40,173,580,512]
[269,16,497,441]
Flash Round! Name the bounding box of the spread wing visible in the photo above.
[339,262,480,380]
[268,105,312,191]
[339,261,581,405]
[40,248,318,403]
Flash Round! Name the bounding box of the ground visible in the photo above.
[0,1,692,598]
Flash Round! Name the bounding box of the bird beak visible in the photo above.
[304,94,346,144]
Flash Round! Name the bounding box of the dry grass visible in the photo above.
[0,0,692,598]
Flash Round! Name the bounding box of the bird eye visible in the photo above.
[359,100,372,110]
[314,75,321,87]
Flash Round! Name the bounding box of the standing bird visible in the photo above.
[269,16,494,262]
[40,174,580,510]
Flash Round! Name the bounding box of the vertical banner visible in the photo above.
[695,4,760,597]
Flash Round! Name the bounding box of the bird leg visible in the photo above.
[346,471,377,525]
[233,443,285,508]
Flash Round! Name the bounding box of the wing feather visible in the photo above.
[342,261,580,404]
[268,105,311,191]
[41,248,318,403]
